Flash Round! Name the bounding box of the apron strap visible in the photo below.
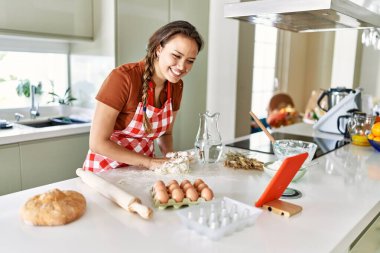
[148,81,154,107]
[167,82,171,100]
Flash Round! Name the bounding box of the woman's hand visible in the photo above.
[147,157,169,171]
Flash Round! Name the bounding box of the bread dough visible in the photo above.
[20,189,86,226]
[155,151,194,174]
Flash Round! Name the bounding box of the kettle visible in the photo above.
[317,87,356,112]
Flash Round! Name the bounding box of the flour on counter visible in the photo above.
[154,151,195,175]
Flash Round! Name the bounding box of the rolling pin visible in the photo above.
[76,168,153,220]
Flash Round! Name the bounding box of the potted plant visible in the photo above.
[49,87,77,116]
[16,79,43,97]
[48,87,77,105]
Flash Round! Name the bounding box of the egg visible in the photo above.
[200,187,214,201]
[193,178,204,188]
[154,180,165,188]
[155,190,169,204]
[186,188,199,201]
[182,182,193,192]
[171,188,185,202]
[153,180,167,192]
[168,179,179,187]
[197,183,208,192]
[180,179,191,188]
[168,183,180,193]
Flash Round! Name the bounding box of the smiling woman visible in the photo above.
[0,50,68,109]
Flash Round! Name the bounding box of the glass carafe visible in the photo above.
[194,111,223,163]
[347,112,375,146]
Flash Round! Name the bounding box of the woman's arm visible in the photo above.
[89,101,167,170]
[157,111,177,156]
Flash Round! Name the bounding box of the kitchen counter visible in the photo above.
[0,120,91,145]
[0,123,379,253]
[0,106,92,145]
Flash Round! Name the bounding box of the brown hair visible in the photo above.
[142,20,204,133]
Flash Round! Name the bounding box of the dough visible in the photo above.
[20,189,86,226]
[155,151,194,174]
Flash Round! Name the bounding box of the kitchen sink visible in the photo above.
[18,117,90,128]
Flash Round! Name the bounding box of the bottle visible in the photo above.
[194,111,223,163]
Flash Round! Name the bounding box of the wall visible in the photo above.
[69,0,116,109]
[235,22,254,137]
[277,31,335,113]
[359,44,380,103]
[276,31,308,113]
[170,0,210,150]
[207,0,239,142]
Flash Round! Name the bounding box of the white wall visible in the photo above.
[359,45,380,103]
[207,0,239,142]
[331,30,358,88]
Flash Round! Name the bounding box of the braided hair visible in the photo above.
[142,20,204,133]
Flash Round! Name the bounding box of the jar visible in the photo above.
[194,111,223,163]
[347,112,375,146]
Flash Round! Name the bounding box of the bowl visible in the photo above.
[272,139,317,164]
[264,160,306,182]
[368,139,380,152]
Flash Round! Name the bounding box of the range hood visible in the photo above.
[224,0,380,32]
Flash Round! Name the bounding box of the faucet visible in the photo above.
[14,112,25,122]
[30,85,40,119]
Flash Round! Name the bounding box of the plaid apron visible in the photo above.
[83,82,173,172]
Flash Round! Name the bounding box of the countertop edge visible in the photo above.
[0,123,91,145]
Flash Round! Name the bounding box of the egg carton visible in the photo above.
[151,189,208,210]
[176,197,262,240]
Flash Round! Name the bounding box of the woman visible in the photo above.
[83,20,204,172]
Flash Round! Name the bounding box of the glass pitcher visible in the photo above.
[347,112,375,146]
[194,111,223,163]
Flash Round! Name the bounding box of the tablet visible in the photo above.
[255,152,308,207]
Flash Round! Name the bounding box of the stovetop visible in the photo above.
[225,132,349,160]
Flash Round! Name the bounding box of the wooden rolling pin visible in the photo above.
[76,168,153,220]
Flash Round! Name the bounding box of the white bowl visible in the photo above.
[272,139,317,164]
[264,160,307,182]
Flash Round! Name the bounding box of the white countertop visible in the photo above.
[0,106,92,145]
[1,123,379,253]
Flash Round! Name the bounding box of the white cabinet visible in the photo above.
[0,0,93,40]
[0,144,21,195]
[19,133,89,190]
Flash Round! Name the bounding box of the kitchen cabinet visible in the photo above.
[0,0,93,41]
[350,213,380,253]
[19,133,89,190]
[0,144,21,195]
[116,0,169,64]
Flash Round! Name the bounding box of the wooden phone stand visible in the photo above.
[262,199,302,217]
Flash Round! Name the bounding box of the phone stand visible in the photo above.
[262,199,302,217]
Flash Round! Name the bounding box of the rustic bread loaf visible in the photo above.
[20,188,86,226]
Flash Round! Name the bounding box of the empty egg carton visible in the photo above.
[176,197,262,240]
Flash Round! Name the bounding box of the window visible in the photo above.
[0,38,69,109]
[251,25,278,118]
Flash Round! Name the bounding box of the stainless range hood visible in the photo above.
[224,0,380,32]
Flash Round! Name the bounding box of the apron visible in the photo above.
[83,81,173,172]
